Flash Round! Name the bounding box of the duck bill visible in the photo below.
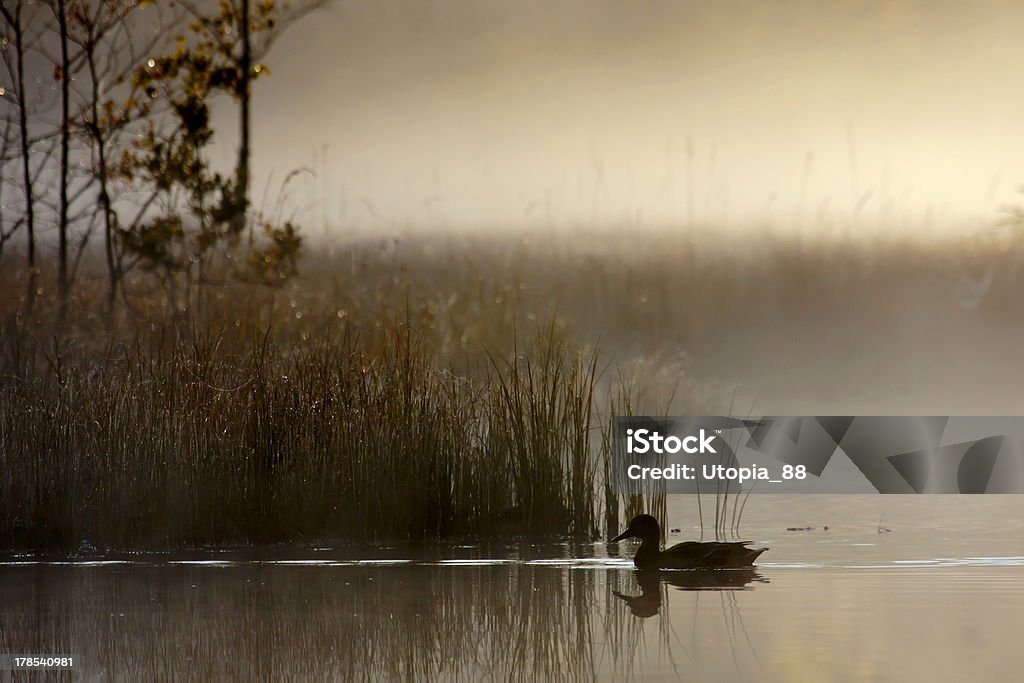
[610,529,634,542]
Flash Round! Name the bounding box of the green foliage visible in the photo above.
[241,220,302,286]
[115,0,301,301]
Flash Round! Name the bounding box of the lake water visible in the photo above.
[3,495,1024,681]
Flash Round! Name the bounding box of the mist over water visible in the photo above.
[7,4,1024,680]
[242,0,1024,235]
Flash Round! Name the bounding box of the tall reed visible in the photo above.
[0,319,609,552]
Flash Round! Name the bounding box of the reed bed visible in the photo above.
[0,322,612,552]
[3,226,1023,552]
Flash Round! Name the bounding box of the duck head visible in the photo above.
[610,514,661,545]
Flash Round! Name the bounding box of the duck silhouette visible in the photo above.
[610,514,767,570]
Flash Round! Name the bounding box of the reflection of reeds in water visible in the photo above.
[0,565,598,680]
[610,568,767,680]
[0,562,765,681]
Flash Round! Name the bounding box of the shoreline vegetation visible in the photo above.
[2,229,1022,554]
[4,1,1024,555]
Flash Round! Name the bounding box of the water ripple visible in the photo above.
[3,556,1024,569]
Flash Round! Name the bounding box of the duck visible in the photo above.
[610,514,767,570]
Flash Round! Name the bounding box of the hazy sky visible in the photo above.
[222,0,1024,236]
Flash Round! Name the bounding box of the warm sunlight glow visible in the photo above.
[236,1,1024,237]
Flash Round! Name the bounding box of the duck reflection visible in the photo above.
[613,568,766,618]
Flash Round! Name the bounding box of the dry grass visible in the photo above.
[2,226,1023,552]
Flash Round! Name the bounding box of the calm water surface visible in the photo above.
[3,496,1024,681]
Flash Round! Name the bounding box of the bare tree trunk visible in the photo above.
[1,3,37,314]
[235,0,251,228]
[56,0,71,324]
[84,33,120,320]
[0,111,15,265]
